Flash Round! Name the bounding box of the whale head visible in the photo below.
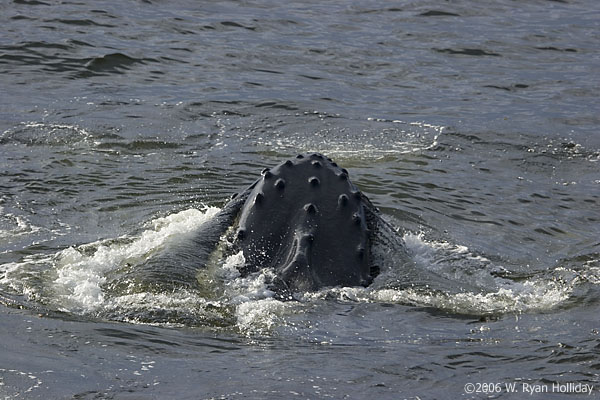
[234,153,375,294]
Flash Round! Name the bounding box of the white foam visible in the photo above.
[371,281,571,315]
[213,251,297,333]
[378,233,573,314]
[402,232,501,288]
[0,205,291,332]
[51,207,220,312]
[235,298,292,334]
[302,279,572,316]
[585,265,600,284]
[217,252,244,280]
[252,118,443,159]
[0,213,42,240]
[102,290,223,327]
[217,251,278,303]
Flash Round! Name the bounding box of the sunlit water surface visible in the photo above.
[1,0,599,398]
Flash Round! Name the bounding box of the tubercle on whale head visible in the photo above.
[274,178,286,190]
[308,176,320,186]
[303,203,318,214]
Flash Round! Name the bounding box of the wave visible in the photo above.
[301,232,580,316]
[83,53,150,75]
[0,40,154,78]
[1,122,181,154]
[0,122,93,146]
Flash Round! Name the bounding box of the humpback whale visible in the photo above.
[216,152,389,295]
[232,153,377,293]
[119,153,400,299]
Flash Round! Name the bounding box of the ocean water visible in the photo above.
[1,0,599,398]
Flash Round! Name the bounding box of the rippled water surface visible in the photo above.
[1,0,599,398]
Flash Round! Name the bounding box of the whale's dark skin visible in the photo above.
[211,152,385,295]
[232,153,378,293]
[120,153,391,297]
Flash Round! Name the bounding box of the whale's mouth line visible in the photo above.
[233,224,319,297]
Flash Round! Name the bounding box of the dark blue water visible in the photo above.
[1,0,599,398]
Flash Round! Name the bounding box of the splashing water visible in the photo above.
[0,207,586,334]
